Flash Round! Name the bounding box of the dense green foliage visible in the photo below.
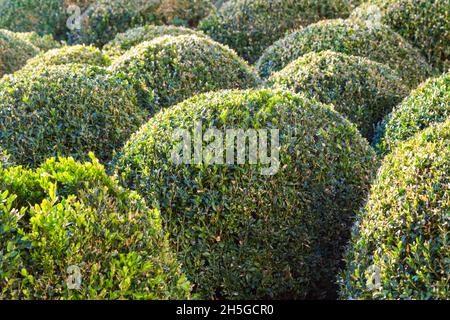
[0,64,147,167]
[108,35,260,116]
[114,89,377,299]
[0,29,61,52]
[376,72,449,154]
[340,120,450,299]
[267,50,409,140]
[256,19,432,88]
[0,155,192,299]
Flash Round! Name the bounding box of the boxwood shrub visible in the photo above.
[198,0,358,63]
[351,0,449,70]
[0,64,147,167]
[0,155,191,299]
[114,89,377,299]
[256,19,432,88]
[340,119,450,299]
[108,35,260,116]
[267,50,409,140]
[0,29,61,52]
[375,72,449,155]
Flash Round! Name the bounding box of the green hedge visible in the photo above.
[340,119,450,299]
[0,29,61,51]
[351,0,449,70]
[108,35,260,116]
[0,64,147,167]
[114,89,377,299]
[0,155,191,299]
[198,0,359,63]
[375,72,449,155]
[267,50,409,140]
[256,19,432,88]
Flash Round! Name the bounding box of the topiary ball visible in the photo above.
[375,72,449,155]
[114,89,377,299]
[256,19,432,88]
[198,0,358,63]
[267,50,409,140]
[108,35,260,116]
[340,119,450,300]
[0,155,191,299]
[0,29,61,52]
[0,64,147,167]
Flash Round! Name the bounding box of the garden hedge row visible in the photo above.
[0,29,61,52]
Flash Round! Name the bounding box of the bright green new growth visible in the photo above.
[256,19,432,88]
[0,155,192,299]
[108,35,260,116]
[114,89,377,299]
[267,50,409,140]
[0,64,147,167]
[376,72,449,154]
[340,120,450,300]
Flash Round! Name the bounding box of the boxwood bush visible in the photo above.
[267,50,409,140]
[114,89,377,299]
[108,35,260,116]
[256,19,432,88]
[198,0,358,63]
[0,155,192,299]
[0,29,61,52]
[351,0,449,70]
[340,119,450,299]
[0,64,147,167]
[375,72,449,155]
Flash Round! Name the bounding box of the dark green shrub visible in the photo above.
[267,50,409,140]
[340,119,450,299]
[351,0,449,70]
[256,18,432,88]
[0,29,61,51]
[0,155,191,299]
[103,25,208,57]
[0,64,147,167]
[114,89,377,299]
[108,35,260,116]
[198,0,359,63]
[375,72,449,155]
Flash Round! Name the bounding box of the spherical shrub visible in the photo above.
[340,119,450,299]
[108,35,260,116]
[103,25,208,57]
[0,155,191,299]
[351,0,449,70]
[198,0,358,63]
[0,29,61,51]
[0,29,39,78]
[256,19,432,88]
[0,64,147,167]
[267,50,409,140]
[375,72,449,155]
[156,0,214,27]
[114,89,377,299]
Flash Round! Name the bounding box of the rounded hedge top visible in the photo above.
[267,50,409,140]
[108,35,260,116]
[198,0,358,63]
[376,72,449,155]
[103,24,208,57]
[114,88,377,299]
[0,64,147,167]
[0,29,61,51]
[351,0,449,70]
[256,19,432,88]
[0,155,191,299]
[340,119,450,299]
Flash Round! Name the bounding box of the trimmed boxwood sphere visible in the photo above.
[114,89,377,299]
[256,19,432,88]
[0,155,191,299]
[0,64,147,167]
[0,29,61,52]
[351,0,449,70]
[103,25,208,57]
[267,50,409,140]
[375,72,449,155]
[340,119,450,299]
[108,35,260,116]
[198,0,358,63]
